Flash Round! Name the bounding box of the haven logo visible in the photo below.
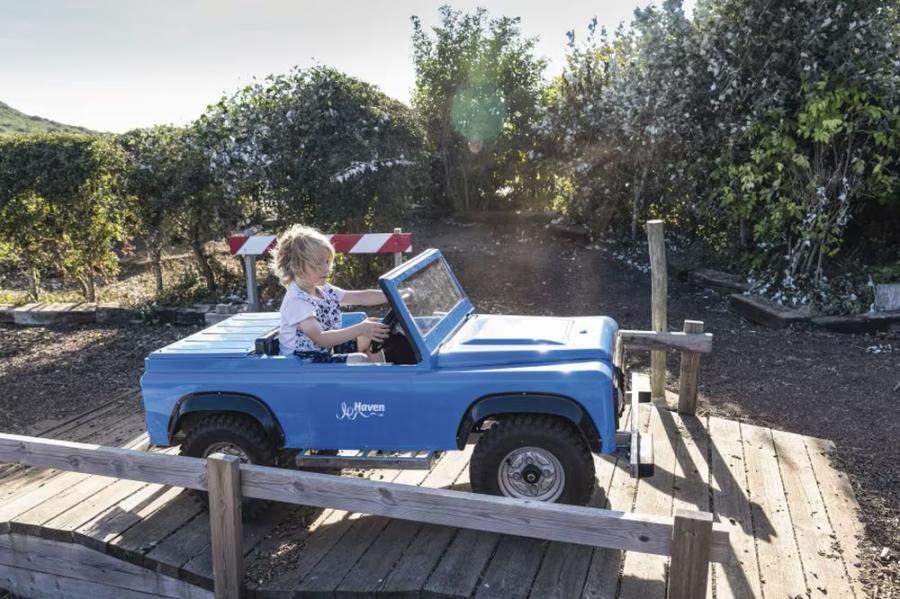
[337,401,386,421]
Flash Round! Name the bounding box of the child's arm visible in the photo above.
[297,317,389,348]
[339,289,386,306]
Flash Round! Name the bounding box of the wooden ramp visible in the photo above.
[0,393,867,599]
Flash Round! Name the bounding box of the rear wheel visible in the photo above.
[470,415,595,505]
[180,413,277,518]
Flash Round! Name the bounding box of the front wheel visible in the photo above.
[470,415,595,505]
[180,413,278,518]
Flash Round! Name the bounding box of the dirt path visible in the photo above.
[0,216,896,594]
[416,217,899,594]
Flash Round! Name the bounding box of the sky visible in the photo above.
[0,0,695,133]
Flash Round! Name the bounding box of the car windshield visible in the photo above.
[400,259,463,337]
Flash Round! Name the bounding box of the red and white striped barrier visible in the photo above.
[228,232,413,257]
[228,230,413,311]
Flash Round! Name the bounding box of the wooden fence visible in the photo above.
[0,433,729,599]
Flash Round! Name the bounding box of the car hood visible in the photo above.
[434,314,617,368]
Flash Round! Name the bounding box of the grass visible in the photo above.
[0,100,95,135]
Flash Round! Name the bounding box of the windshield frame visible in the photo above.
[378,249,472,364]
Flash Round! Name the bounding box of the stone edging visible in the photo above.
[0,302,247,328]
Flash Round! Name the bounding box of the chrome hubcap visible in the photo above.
[498,447,564,501]
[203,442,251,463]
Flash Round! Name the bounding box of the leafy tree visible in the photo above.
[196,66,425,232]
[411,6,547,212]
[119,125,187,295]
[0,133,134,301]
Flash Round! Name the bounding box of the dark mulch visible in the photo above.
[0,216,896,595]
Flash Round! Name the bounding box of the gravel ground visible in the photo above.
[0,216,896,595]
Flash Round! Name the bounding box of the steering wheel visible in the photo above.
[368,309,398,353]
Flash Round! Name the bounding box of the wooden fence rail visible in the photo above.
[0,432,728,599]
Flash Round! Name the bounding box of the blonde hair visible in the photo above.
[271,224,334,286]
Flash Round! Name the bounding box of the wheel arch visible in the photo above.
[168,392,284,446]
[456,393,600,451]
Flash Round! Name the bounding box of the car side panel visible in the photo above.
[142,356,616,453]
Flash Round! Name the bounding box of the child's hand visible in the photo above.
[358,317,390,341]
[400,287,416,301]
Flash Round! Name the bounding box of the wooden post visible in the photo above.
[646,220,667,400]
[668,509,713,599]
[394,227,404,268]
[207,453,244,599]
[678,320,704,415]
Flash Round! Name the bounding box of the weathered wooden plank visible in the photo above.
[0,562,191,599]
[677,320,704,414]
[772,430,855,599]
[422,458,500,599]
[804,436,866,598]
[376,448,473,596]
[0,432,730,563]
[618,406,678,599]
[0,433,208,491]
[0,532,211,598]
[207,454,243,599]
[706,416,761,599]
[740,423,806,598]
[522,448,621,599]
[346,446,473,596]
[0,471,96,534]
[646,219,668,399]
[474,536,547,599]
[10,474,121,539]
[334,518,422,598]
[302,464,436,596]
[109,490,204,568]
[618,330,713,354]
[40,478,150,543]
[182,502,296,587]
[0,410,145,499]
[528,541,593,599]
[74,481,174,553]
[144,512,216,581]
[668,510,713,599]
[257,463,410,595]
[580,403,640,599]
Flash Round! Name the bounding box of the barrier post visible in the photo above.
[244,255,259,312]
[208,453,244,599]
[393,227,404,268]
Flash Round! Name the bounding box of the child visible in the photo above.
[271,224,390,363]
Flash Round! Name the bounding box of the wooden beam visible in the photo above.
[0,434,207,490]
[677,320,705,415]
[207,454,243,599]
[618,330,713,353]
[0,433,731,563]
[668,509,713,599]
[646,219,667,399]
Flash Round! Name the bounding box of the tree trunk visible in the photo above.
[191,238,217,293]
[84,272,96,303]
[630,165,648,242]
[148,240,164,296]
[25,267,40,301]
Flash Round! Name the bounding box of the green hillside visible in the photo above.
[0,101,94,135]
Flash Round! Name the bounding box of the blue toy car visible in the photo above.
[141,249,627,505]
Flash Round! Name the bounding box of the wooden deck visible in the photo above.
[0,389,867,598]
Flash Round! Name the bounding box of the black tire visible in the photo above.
[470,415,595,505]
[180,413,278,518]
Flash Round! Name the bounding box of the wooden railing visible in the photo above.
[0,433,728,599]
[617,327,713,415]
